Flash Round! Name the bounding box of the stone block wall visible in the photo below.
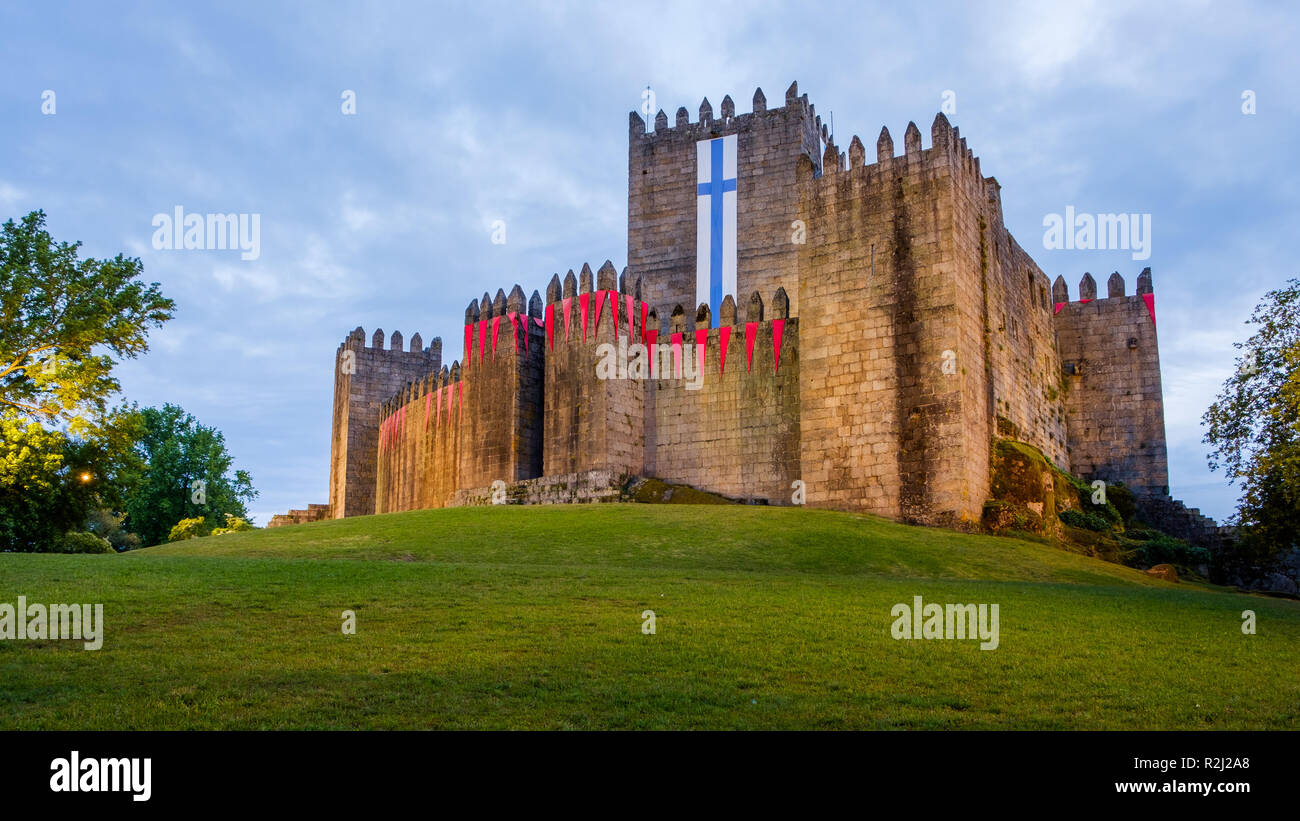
[649,294,800,504]
[328,327,441,518]
[1053,268,1169,498]
[628,81,823,322]
[542,262,647,478]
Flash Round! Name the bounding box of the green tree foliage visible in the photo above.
[167,517,208,543]
[123,404,257,547]
[0,211,173,435]
[1203,278,1300,568]
[0,407,144,551]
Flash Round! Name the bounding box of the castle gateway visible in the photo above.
[273,82,1171,530]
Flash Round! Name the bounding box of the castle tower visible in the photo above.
[628,81,824,325]
[1053,268,1169,497]
[329,328,440,517]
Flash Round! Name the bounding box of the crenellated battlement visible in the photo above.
[288,80,1177,530]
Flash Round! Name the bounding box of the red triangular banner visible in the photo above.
[593,290,606,334]
[645,329,658,377]
[1142,292,1156,330]
[579,293,590,341]
[464,324,473,368]
[609,291,619,337]
[719,326,731,374]
[640,302,650,344]
[772,319,786,372]
[1053,302,1065,315]
[745,322,758,372]
[491,316,502,361]
[545,304,555,349]
[507,312,519,353]
[695,328,708,375]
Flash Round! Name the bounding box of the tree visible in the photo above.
[0,405,144,551]
[0,210,173,435]
[1203,278,1300,573]
[122,404,257,546]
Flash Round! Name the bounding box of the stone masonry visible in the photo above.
[272,80,1189,536]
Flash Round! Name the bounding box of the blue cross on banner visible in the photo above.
[696,135,737,326]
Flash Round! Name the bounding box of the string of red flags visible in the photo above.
[719,326,731,374]
[745,321,758,371]
[544,304,555,350]
[1142,292,1156,330]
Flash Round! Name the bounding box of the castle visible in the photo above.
[271,81,1195,532]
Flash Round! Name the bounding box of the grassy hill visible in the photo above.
[2,504,1297,729]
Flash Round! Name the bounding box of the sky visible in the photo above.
[2,0,1296,525]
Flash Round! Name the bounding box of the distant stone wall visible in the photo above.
[1053,268,1169,498]
[267,503,330,528]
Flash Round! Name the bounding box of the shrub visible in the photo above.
[1059,509,1112,532]
[56,531,114,554]
[1131,535,1211,569]
[167,517,209,542]
[211,514,254,535]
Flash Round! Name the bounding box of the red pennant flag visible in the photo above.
[593,290,606,334]
[695,328,708,375]
[579,293,590,341]
[491,316,502,361]
[625,294,634,342]
[670,332,683,378]
[507,312,519,353]
[477,320,487,363]
[645,329,658,377]
[464,324,473,368]
[609,291,619,337]
[562,297,573,341]
[1142,292,1156,330]
[745,322,758,371]
[1079,298,1092,304]
[640,302,650,344]
[545,304,555,349]
[772,319,786,372]
[719,326,731,374]
[1053,302,1065,314]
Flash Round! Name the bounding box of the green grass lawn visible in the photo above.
[2,504,1296,729]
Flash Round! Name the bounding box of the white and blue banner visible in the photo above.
[696,134,737,326]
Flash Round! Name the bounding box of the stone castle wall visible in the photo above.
[328,328,440,518]
[1053,268,1169,498]
[291,81,1179,537]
